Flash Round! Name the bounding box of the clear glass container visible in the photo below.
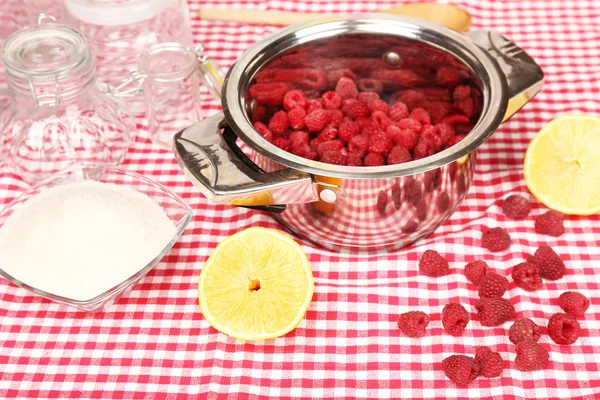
[0,162,193,311]
[63,0,193,114]
[0,19,134,184]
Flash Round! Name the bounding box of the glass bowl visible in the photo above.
[0,162,193,311]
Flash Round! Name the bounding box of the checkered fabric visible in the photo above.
[2,0,600,398]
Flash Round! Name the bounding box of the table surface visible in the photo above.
[1,0,600,399]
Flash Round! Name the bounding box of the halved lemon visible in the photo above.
[198,227,314,341]
[524,114,600,215]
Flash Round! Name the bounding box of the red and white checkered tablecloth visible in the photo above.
[1,0,600,399]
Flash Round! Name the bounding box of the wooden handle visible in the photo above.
[198,8,333,25]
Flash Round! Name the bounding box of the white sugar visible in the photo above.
[0,180,177,301]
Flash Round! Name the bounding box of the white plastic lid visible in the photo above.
[64,0,172,26]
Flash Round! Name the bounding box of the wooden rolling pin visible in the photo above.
[198,3,472,32]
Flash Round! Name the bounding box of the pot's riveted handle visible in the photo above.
[466,30,544,122]
[173,112,319,211]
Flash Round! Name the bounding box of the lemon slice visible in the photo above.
[199,227,314,341]
[524,114,600,215]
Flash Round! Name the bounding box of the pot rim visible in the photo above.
[222,15,509,179]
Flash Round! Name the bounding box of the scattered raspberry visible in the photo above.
[442,355,480,386]
[410,108,431,125]
[306,99,322,114]
[547,313,581,345]
[335,76,358,99]
[502,195,531,219]
[368,133,392,155]
[436,66,461,88]
[464,260,488,285]
[478,272,509,298]
[249,82,291,105]
[481,227,512,252]
[358,92,380,104]
[376,190,388,216]
[530,245,566,281]
[283,89,308,111]
[388,127,419,150]
[348,134,369,154]
[357,78,383,94]
[397,311,430,338]
[305,109,332,132]
[272,137,290,151]
[388,102,410,121]
[368,99,389,114]
[437,192,450,213]
[508,318,542,345]
[442,302,470,336]
[511,262,542,291]
[535,210,565,237]
[387,145,412,165]
[253,121,274,142]
[515,340,549,371]
[475,347,504,378]
[316,140,344,158]
[321,91,342,109]
[287,107,306,130]
[338,120,360,142]
[558,292,590,318]
[319,150,346,165]
[391,182,402,209]
[419,250,450,277]
[475,298,515,326]
[363,153,385,166]
[268,110,289,135]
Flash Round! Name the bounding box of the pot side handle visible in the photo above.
[173,112,317,211]
[466,29,544,122]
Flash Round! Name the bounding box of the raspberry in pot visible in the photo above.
[316,140,344,158]
[368,133,392,155]
[410,108,431,126]
[508,318,542,345]
[368,99,389,114]
[268,110,289,135]
[511,262,543,292]
[442,302,470,336]
[515,340,549,371]
[305,109,332,132]
[387,145,412,165]
[335,76,358,99]
[328,109,344,127]
[363,153,385,166]
[306,99,322,114]
[388,102,410,121]
[530,245,566,281]
[535,210,565,237]
[253,121,274,142]
[478,272,509,298]
[475,298,515,327]
[558,291,590,318]
[436,66,461,88]
[357,78,383,94]
[388,126,419,150]
[338,120,360,142]
[397,311,429,338]
[321,91,342,109]
[358,92,380,104]
[464,260,488,285]
[502,194,531,219]
[419,250,450,277]
[481,227,512,252]
[442,355,480,386]
[348,134,369,154]
[319,150,346,165]
[288,107,306,130]
[272,137,290,152]
[283,89,308,111]
[547,313,581,345]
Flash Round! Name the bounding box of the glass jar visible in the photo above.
[0,18,134,184]
[63,0,193,114]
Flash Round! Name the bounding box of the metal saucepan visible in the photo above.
[174,16,543,250]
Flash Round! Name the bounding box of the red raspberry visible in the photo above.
[357,78,383,94]
[377,190,388,216]
[251,105,267,122]
[453,85,471,102]
[306,99,322,114]
[475,347,504,378]
[442,355,479,386]
[393,90,427,110]
[316,140,344,158]
[335,76,358,99]
[347,153,363,166]
[511,262,542,291]
[426,101,452,124]
[396,118,422,132]
[547,313,581,345]
[319,150,347,165]
[558,292,590,318]
[361,122,383,137]
[403,177,422,206]
[446,134,466,148]
[421,126,443,151]
[371,111,393,130]
[387,145,412,165]
[291,142,315,159]
[508,318,542,345]
[253,121,274,142]
[391,182,402,209]
[345,101,371,119]
[413,136,435,159]
[437,192,450,213]
[318,125,338,142]
[289,130,309,148]
[283,89,308,111]
[326,69,356,86]
[530,245,566,281]
[305,109,332,132]
[436,66,461,88]
[410,108,432,125]
[502,194,531,219]
[515,340,549,371]
[419,250,450,277]
[272,137,290,151]
[348,134,369,153]
[338,120,360,142]
[475,298,515,326]
[341,98,357,114]
[268,110,289,135]
[363,153,385,166]
[478,272,509,298]
[388,127,419,150]
[288,107,306,130]
[416,198,428,221]
[328,109,344,127]
[368,99,389,114]
[388,102,410,121]
[442,302,470,336]
[249,82,291,105]
[435,123,454,146]
[456,98,474,118]
[481,227,511,252]
[321,91,342,109]
[397,311,430,338]
[535,210,565,237]
[368,133,392,155]
[464,260,488,285]
[358,92,380,104]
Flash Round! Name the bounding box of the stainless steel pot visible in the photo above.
[174,16,543,250]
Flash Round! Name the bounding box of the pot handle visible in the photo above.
[466,30,544,121]
[173,112,319,211]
